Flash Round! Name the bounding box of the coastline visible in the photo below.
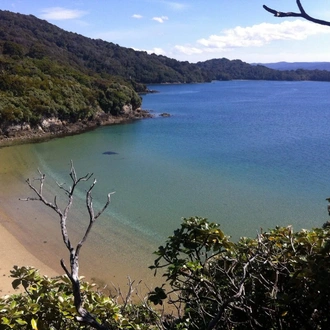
[0,108,153,148]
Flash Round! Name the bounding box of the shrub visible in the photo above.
[0,266,161,329]
[150,217,330,329]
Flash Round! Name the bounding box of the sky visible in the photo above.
[1,0,330,64]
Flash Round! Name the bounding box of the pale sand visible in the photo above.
[0,211,59,295]
[0,145,62,296]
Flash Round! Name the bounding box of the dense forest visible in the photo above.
[1,9,330,139]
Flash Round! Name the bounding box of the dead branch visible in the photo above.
[263,1,330,27]
[207,254,258,330]
[23,161,114,330]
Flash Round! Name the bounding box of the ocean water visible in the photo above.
[2,80,330,284]
[31,81,330,240]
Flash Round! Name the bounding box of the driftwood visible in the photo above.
[23,161,114,329]
[263,0,330,27]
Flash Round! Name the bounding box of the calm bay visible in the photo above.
[1,80,330,287]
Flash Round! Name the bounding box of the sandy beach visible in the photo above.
[0,144,62,296]
[0,211,60,295]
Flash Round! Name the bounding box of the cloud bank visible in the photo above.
[174,20,330,55]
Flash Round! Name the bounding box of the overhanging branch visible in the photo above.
[263,1,330,27]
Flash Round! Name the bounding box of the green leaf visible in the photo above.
[15,318,28,325]
[11,279,21,290]
[31,318,38,330]
[9,300,16,309]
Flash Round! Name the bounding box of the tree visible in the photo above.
[22,162,114,329]
[263,0,330,27]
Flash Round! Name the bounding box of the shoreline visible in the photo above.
[0,109,153,148]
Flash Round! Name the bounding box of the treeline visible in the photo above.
[0,10,205,84]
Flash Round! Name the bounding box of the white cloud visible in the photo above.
[198,20,330,49]
[174,45,203,55]
[132,14,143,19]
[147,47,166,55]
[174,20,330,56]
[40,7,87,20]
[152,16,169,23]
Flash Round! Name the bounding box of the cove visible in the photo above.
[1,80,329,288]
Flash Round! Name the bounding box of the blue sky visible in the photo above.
[1,0,330,63]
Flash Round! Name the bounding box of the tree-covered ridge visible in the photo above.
[0,10,205,84]
[2,9,330,85]
[196,58,330,81]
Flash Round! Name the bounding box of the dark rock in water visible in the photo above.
[160,113,171,117]
[103,151,118,155]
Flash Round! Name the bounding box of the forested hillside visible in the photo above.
[256,61,330,72]
[0,10,205,84]
[1,9,330,85]
[197,58,330,81]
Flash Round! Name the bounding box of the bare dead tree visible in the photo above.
[22,161,114,330]
[263,0,330,27]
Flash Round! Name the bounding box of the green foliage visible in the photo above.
[3,220,330,329]
[2,41,24,58]
[0,56,142,128]
[0,266,161,330]
[150,217,330,329]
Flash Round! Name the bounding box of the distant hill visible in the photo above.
[253,62,330,72]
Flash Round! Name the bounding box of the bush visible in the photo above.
[3,219,330,329]
[0,266,160,329]
[150,217,330,329]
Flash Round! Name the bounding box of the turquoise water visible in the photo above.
[30,80,330,246]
